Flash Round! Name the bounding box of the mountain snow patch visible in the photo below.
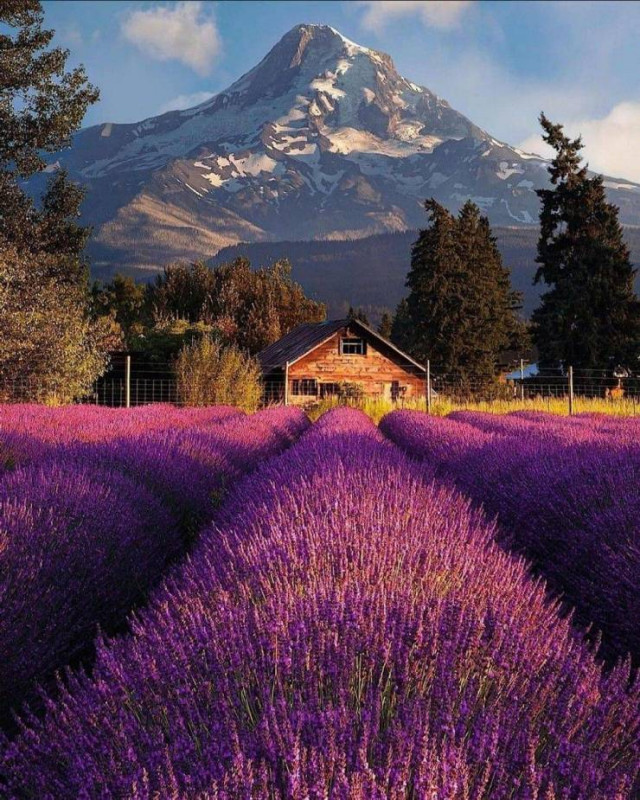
[497,162,524,180]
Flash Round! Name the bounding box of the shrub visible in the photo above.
[174,337,262,411]
[338,380,365,402]
[0,406,308,731]
[381,409,640,665]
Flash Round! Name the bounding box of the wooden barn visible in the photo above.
[258,319,426,405]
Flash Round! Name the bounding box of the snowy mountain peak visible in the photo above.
[215,22,408,122]
[262,23,378,66]
[67,22,486,183]
[43,23,640,275]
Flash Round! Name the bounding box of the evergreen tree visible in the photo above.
[378,311,393,339]
[455,201,527,379]
[532,113,640,370]
[390,299,413,350]
[397,200,460,369]
[0,1,104,398]
[397,199,525,384]
[347,306,370,325]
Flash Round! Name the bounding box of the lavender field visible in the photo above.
[1,405,639,798]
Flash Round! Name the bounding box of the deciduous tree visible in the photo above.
[0,244,105,401]
[0,1,104,398]
[151,258,325,355]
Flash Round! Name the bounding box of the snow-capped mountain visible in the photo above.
[44,23,640,275]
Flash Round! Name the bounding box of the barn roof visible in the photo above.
[258,318,426,374]
[258,320,347,371]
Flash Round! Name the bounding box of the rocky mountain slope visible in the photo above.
[40,23,640,277]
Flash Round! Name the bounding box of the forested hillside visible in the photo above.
[212,227,640,320]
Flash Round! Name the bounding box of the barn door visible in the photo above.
[383,381,400,401]
[385,381,402,402]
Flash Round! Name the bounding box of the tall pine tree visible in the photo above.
[532,113,640,370]
[347,306,370,325]
[378,311,393,339]
[395,199,525,384]
[399,200,461,369]
[0,1,104,399]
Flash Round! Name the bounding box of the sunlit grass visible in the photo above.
[306,395,640,424]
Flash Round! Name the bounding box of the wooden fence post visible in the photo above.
[568,365,574,416]
[426,360,432,414]
[284,362,289,407]
[520,358,525,402]
[125,355,131,409]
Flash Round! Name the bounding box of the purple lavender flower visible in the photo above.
[2,409,638,798]
[0,405,308,732]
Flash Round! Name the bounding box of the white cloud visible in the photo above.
[517,134,557,160]
[159,91,215,114]
[519,103,640,183]
[357,1,474,32]
[58,25,84,48]
[122,2,221,76]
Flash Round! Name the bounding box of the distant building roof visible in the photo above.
[505,362,539,380]
[258,318,425,374]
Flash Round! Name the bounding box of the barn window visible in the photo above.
[292,378,318,396]
[340,337,366,355]
[320,382,340,398]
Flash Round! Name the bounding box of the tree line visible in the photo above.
[1,1,638,401]
[92,259,325,362]
[392,115,640,383]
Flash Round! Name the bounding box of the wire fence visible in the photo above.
[426,366,640,415]
[94,378,179,407]
[1,361,639,414]
[92,358,179,407]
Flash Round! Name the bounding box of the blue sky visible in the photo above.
[42,1,640,181]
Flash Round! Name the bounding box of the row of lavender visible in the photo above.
[0,404,243,473]
[0,405,309,730]
[3,409,639,797]
[381,410,640,666]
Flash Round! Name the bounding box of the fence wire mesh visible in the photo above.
[0,362,639,414]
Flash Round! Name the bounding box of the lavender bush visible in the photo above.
[0,406,308,731]
[451,409,640,443]
[0,403,243,444]
[381,409,640,665]
[55,407,309,537]
[0,404,243,476]
[0,462,174,729]
[0,432,47,475]
[3,409,638,798]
